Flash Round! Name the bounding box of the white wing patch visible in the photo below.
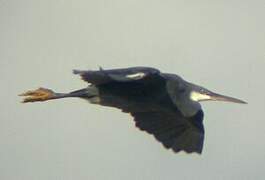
[126,72,146,79]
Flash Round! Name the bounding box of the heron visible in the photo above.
[20,67,246,154]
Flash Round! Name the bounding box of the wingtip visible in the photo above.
[171,148,202,155]
[73,69,84,75]
[98,66,104,71]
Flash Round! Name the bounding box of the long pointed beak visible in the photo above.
[208,92,247,104]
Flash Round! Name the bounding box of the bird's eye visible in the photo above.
[200,89,210,95]
[200,89,206,93]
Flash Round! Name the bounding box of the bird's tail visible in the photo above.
[19,87,96,103]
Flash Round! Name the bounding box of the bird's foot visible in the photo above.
[19,88,56,103]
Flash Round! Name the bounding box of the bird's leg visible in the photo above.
[19,87,66,103]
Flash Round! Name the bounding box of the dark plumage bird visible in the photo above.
[20,67,246,154]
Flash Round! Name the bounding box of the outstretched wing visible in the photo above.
[73,66,161,85]
[131,109,204,154]
[74,67,205,154]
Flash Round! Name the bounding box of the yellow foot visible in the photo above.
[19,88,56,103]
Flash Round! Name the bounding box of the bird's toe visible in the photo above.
[19,88,55,103]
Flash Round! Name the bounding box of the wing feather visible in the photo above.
[73,67,161,85]
[131,110,204,154]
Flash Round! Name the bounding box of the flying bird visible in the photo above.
[20,67,246,154]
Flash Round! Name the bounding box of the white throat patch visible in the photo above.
[190,91,211,102]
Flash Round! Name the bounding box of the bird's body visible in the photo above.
[20,66,246,154]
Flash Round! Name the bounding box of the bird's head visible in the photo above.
[189,84,247,104]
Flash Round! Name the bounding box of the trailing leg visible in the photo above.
[19,86,98,103]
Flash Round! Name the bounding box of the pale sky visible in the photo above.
[1,1,265,180]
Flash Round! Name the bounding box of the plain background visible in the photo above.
[1,1,264,180]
